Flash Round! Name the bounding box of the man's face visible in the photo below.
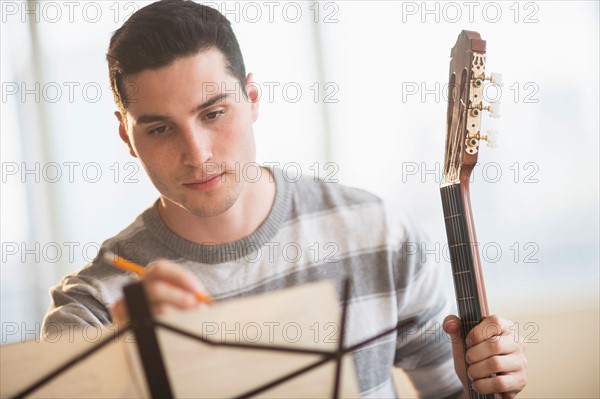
[116,49,259,217]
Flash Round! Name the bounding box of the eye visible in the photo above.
[148,125,170,135]
[203,110,225,121]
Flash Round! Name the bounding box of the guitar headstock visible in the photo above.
[442,30,500,186]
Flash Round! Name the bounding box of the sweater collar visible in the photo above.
[142,167,291,264]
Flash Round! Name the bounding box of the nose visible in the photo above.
[181,126,213,167]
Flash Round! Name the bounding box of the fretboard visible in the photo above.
[440,183,493,399]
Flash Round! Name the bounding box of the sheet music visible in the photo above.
[0,327,142,398]
[153,280,360,398]
[0,281,360,398]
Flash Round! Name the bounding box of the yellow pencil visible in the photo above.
[103,251,212,304]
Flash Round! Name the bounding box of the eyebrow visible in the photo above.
[135,93,230,125]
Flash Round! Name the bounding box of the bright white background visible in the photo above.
[1,1,599,396]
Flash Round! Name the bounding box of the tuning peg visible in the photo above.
[483,130,499,148]
[491,72,503,87]
[472,101,502,118]
[488,101,501,118]
[485,72,503,87]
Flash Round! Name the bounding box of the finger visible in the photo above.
[466,334,522,364]
[443,315,466,358]
[152,303,180,316]
[471,372,525,396]
[144,259,205,294]
[110,299,129,325]
[443,315,469,388]
[443,314,463,345]
[467,352,527,380]
[466,314,512,347]
[145,280,200,310]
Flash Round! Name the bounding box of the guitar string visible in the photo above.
[460,68,488,399]
[447,70,467,184]
[449,187,480,336]
[445,72,473,331]
[449,186,494,399]
[447,185,485,398]
[450,46,488,399]
[444,73,457,180]
[462,67,483,342]
[451,73,476,334]
[444,61,488,398]
[448,186,472,331]
[452,185,476,333]
[456,69,478,337]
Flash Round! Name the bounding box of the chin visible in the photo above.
[183,192,240,218]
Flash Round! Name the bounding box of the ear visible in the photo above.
[245,73,259,122]
[115,111,137,158]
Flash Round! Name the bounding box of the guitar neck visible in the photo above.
[441,182,492,399]
[440,29,500,399]
[441,182,490,329]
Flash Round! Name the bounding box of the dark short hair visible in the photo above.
[106,0,247,112]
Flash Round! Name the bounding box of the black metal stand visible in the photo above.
[13,278,401,399]
[123,282,174,398]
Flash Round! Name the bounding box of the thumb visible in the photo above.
[443,314,463,346]
[443,314,468,388]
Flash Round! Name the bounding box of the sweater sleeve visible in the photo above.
[42,261,134,335]
[391,219,464,397]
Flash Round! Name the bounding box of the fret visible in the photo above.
[444,213,462,219]
[441,175,492,398]
[440,183,485,333]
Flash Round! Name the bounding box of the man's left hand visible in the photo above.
[443,314,528,398]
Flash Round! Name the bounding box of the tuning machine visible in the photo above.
[485,72,503,87]
[472,72,502,88]
[487,101,501,118]
[466,130,499,153]
[481,130,499,148]
[470,101,501,118]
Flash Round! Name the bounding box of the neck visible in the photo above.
[156,167,276,245]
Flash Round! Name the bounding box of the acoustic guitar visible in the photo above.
[440,30,501,399]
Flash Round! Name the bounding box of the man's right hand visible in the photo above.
[110,259,207,325]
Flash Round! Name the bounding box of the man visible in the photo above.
[43,0,527,397]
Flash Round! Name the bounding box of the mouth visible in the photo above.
[183,173,224,191]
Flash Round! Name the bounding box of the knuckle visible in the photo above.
[152,261,167,273]
[467,365,475,381]
[148,260,174,275]
[488,338,503,353]
[465,350,474,364]
[178,292,194,307]
[188,295,197,306]
[482,326,500,341]
[520,353,529,369]
[466,330,476,345]
[471,379,484,394]
[145,280,164,299]
[492,375,509,392]
[489,355,503,372]
[144,282,156,297]
[518,370,528,390]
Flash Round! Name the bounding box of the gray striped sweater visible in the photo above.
[43,168,463,398]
